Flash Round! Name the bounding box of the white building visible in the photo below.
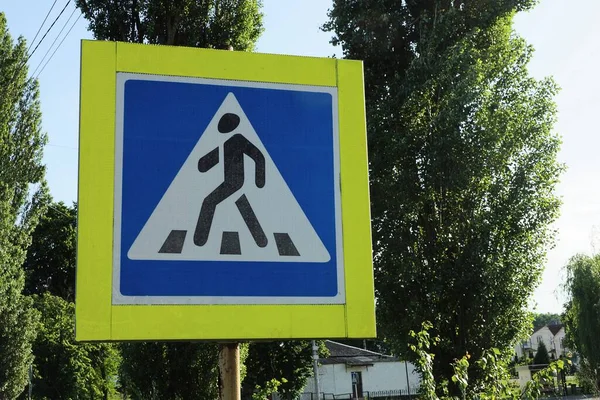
[515,324,567,360]
[302,341,420,398]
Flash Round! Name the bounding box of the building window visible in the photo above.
[561,338,565,349]
[537,336,543,344]
[351,371,363,399]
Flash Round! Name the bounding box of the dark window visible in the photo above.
[351,371,363,398]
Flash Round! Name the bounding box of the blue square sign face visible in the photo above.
[113,73,344,305]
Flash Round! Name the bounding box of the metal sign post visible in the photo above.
[312,340,321,399]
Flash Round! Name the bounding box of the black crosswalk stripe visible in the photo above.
[220,231,241,255]
[157,229,301,257]
[274,233,300,256]
[159,230,187,253]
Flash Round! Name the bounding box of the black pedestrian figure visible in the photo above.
[193,112,268,249]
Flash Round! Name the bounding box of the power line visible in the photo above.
[36,13,82,78]
[27,0,59,54]
[0,1,70,106]
[47,203,75,220]
[27,0,72,62]
[31,6,78,77]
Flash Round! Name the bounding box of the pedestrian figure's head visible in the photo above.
[218,113,240,134]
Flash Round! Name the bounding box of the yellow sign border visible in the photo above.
[76,40,374,341]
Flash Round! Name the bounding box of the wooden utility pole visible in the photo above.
[218,343,241,400]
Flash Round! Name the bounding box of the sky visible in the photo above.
[3,0,599,314]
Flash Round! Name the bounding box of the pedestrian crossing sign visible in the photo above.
[124,89,332,266]
[76,40,375,341]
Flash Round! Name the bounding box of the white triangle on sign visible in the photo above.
[127,92,331,263]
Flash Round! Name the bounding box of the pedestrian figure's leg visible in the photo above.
[235,194,268,248]
[194,183,236,246]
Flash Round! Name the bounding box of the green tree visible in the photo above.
[533,341,550,365]
[0,12,49,399]
[23,202,77,301]
[325,1,562,391]
[251,378,285,400]
[26,294,120,400]
[563,254,600,391]
[119,342,220,400]
[242,341,327,399]
[533,313,561,330]
[409,321,567,400]
[19,201,120,400]
[75,0,264,50]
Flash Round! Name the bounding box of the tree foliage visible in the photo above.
[533,341,550,365]
[75,0,264,50]
[18,201,119,400]
[23,202,77,301]
[533,313,561,330]
[119,342,220,400]
[242,341,327,399]
[0,12,48,399]
[27,294,120,400]
[409,322,567,400]
[325,0,562,390]
[251,378,285,400]
[563,254,600,391]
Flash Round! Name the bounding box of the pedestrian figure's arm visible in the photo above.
[245,142,265,188]
[198,147,219,172]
